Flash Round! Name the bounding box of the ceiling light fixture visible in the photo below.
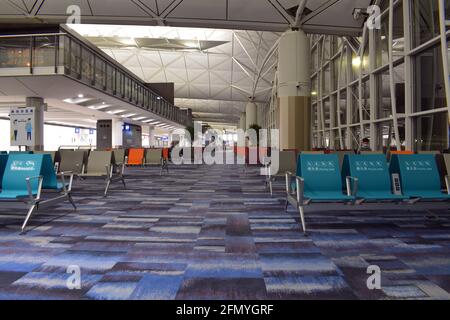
[352,56,362,67]
[107,109,125,114]
[121,113,136,118]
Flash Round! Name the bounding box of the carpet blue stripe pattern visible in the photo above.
[0,164,449,299]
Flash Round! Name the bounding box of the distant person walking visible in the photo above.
[358,137,371,153]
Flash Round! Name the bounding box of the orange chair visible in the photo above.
[127,148,145,166]
[390,151,414,155]
[387,150,414,162]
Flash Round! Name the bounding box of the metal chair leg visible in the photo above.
[298,206,307,235]
[21,204,37,233]
[67,193,77,210]
[104,178,111,197]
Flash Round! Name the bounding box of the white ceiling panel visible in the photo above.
[170,0,227,20]
[2,0,371,34]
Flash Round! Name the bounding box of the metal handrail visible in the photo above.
[0,33,67,38]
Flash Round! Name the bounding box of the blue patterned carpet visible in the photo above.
[0,164,450,300]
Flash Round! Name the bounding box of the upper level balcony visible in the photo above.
[0,30,191,128]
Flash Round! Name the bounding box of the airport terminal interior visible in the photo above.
[0,0,449,300]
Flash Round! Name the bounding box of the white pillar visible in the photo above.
[112,118,123,148]
[239,112,246,130]
[257,104,266,128]
[277,29,311,151]
[148,125,155,147]
[245,102,257,130]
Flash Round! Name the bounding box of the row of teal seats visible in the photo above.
[0,153,76,233]
[286,153,450,234]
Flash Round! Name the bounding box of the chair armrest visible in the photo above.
[25,175,43,201]
[446,176,450,195]
[58,171,74,192]
[285,171,293,194]
[346,176,359,196]
[58,171,73,176]
[295,176,305,204]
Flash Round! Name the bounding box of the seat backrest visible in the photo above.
[387,150,414,162]
[443,154,450,176]
[360,151,384,155]
[343,154,391,193]
[1,154,44,193]
[145,149,162,164]
[128,148,145,165]
[113,149,125,164]
[34,151,56,163]
[9,151,33,154]
[273,151,296,175]
[333,150,355,168]
[390,154,441,194]
[0,154,9,188]
[299,154,343,193]
[418,150,441,155]
[59,150,87,174]
[86,151,112,174]
[162,148,169,160]
[40,154,59,189]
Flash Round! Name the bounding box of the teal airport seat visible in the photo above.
[389,154,450,200]
[34,151,58,164]
[342,154,407,202]
[0,154,76,232]
[0,154,8,189]
[285,154,355,234]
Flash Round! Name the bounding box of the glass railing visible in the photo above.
[0,32,190,127]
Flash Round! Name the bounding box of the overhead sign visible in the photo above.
[10,107,36,147]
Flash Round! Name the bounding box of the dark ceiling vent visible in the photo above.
[286,5,312,18]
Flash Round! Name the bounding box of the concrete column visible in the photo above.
[97,118,123,149]
[277,30,311,151]
[112,119,123,148]
[148,125,155,147]
[239,112,246,131]
[26,97,45,151]
[257,104,266,128]
[245,102,257,130]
